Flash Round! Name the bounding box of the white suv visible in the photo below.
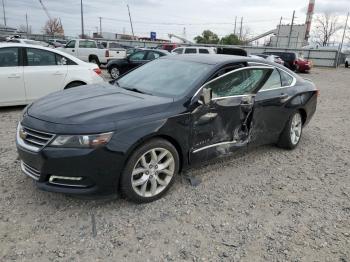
[172,46,216,55]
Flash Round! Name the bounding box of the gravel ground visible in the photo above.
[0,68,349,261]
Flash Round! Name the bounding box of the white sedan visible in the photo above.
[0,43,104,107]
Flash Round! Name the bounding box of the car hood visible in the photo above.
[27,84,174,127]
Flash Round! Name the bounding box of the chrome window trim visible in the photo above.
[191,65,274,103]
[212,94,253,101]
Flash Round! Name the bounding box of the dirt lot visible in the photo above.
[0,68,350,261]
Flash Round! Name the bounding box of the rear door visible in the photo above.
[190,67,273,164]
[0,47,26,106]
[251,67,297,145]
[23,48,68,102]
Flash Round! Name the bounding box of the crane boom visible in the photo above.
[38,0,52,20]
[168,33,193,44]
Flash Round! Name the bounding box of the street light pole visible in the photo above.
[287,10,295,48]
[127,4,135,40]
[80,0,85,38]
[336,12,349,68]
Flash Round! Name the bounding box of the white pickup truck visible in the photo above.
[59,39,126,66]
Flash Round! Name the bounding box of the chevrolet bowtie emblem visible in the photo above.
[19,128,27,140]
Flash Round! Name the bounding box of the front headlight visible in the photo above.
[50,132,113,148]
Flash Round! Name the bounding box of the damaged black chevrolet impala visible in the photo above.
[16,55,318,203]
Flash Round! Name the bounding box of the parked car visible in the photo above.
[216,47,247,56]
[47,39,67,48]
[263,51,312,73]
[172,46,216,55]
[345,56,349,68]
[58,39,125,66]
[156,43,180,52]
[254,54,285,65]
[0,43,104,107]
[16,54,318,203]
[98,41,127,58]
[106,49,169,79]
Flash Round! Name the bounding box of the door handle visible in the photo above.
[53,71,64,76]
[279,93,289,101]
[72,49,75,52]
[8,74,20,79]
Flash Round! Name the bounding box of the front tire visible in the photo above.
[120,139,179,203]
[278,111,303,149]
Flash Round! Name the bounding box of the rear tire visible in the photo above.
[346,62,349,68]
[277,111,303,150]
[109,66,120,79]
[120,139,179,203]
[89,56,100,67]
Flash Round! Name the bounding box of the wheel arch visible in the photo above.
[64,80,87,89]
[123,133,185,174]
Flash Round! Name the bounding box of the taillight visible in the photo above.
[93,68,102,75]
[105,50,109,57]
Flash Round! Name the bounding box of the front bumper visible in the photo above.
[17,136,125,196]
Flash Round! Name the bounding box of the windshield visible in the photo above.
[116,59,213,98]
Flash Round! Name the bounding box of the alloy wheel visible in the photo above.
[110,67,120,79]
[131,148,175,198]
[290,113,302,145]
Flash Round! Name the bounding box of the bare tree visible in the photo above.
[43,18,64,36]
[313,13,342,46]
[18,24,31,34]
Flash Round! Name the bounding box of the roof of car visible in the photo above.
[0,43,84,64]
[162,54,266,65]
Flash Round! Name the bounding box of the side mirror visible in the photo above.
[199,88,212,105]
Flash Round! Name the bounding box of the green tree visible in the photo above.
[221,34,241,45]
[194,30,220,44]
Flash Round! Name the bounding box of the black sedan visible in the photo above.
[106,49,169,79]
[16,55,318,203]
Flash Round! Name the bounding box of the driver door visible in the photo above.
[190,67,273,164]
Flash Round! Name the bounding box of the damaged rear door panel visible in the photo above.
[190,66,274,164]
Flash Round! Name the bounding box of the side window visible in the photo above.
[129,51,146,61]
[279,70,294,86]
[26,48,56,66]
[66,40,76,48]
[184,48,197,54]
[206,68,272,98]
[261,69,282,90]
[79,40,97,48]
[55,54,77,65]
[145,51,161,60]
[199,49,209,54]
[0,47,19,67]
[173,48,183,54]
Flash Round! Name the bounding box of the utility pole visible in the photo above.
[234,16,237,35]
[336,12,349,68]
[239,17,243,40]
[2,0,6,26]
[287,10,295,48]
[99,16,102,36]
[26,13,29,37]
[80,0,85,38]
[276,16,282,47]
[127,4,135,40]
